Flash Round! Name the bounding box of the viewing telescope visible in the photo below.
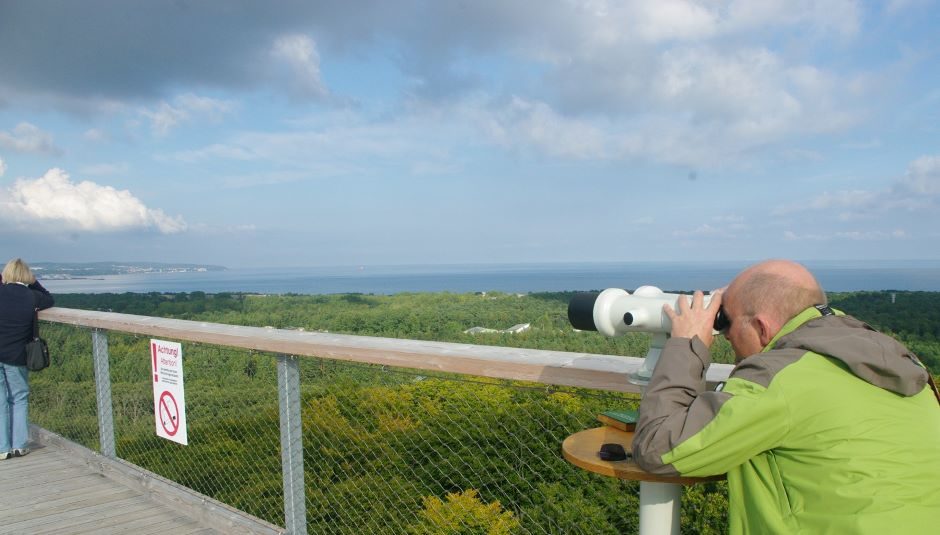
[568,286,723,385]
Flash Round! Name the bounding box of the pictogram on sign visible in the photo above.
[158,391,180,436]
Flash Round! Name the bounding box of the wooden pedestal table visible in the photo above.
[562,427,724,535]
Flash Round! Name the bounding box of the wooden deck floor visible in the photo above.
[0,444,220,535]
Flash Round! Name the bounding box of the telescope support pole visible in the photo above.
[637,354,682,535]
[638,481,682,535]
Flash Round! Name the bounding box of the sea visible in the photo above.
[38,261,940,295]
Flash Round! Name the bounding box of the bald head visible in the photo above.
[726,260,826,329]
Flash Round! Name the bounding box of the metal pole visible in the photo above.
[91,329,117,458]
[639,481,682,535]
[277,354,307,534]
[636,376,683,535]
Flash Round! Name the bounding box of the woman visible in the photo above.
[0,258,54,460]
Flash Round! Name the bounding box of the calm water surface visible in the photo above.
[40,261,940,295]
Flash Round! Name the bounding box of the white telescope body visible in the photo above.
[579,286,715,337]
[567,285,717,385]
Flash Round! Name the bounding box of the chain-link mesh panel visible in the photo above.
[30,322,100,450]
[297,358,642,534]
[30,327,283,525]
[102,333,284,525]
[31,325,729,534]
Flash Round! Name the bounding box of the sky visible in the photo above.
[1,0,939,268]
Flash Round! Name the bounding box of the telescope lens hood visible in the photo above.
[568,292,600,331]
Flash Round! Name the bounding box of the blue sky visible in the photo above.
[1,0,939,268]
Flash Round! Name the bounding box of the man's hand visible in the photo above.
[663,290,722,347]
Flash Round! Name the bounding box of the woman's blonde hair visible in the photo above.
[2,258,37,285]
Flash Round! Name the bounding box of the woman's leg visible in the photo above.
[3,363,29,451]
[0,364,12,454]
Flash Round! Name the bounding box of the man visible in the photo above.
[631,259,940,534]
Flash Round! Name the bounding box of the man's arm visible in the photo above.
[632,291,789,477]
[632,335,734,475]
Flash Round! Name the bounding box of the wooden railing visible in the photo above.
[37,307,735,534]
[40,307,733,394]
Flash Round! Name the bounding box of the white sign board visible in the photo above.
[150,339,188,445]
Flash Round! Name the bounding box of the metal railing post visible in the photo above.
[92,329,116,458]
[277,354,307,534]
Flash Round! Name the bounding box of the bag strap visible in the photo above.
[928,373,940,407]
[30,289,39,340]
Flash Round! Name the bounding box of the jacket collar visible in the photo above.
[762,305,843,352]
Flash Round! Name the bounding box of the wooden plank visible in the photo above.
[33,427,284,535]
[4,495,154,533]
[66,508,189,534]
[0,440,235,535]
[130,516,209,535]
[40,307,734,393]
[65,511,206,535]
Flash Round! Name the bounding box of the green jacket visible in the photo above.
[632,307,940,534]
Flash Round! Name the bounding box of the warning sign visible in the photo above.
[151,339,188,445]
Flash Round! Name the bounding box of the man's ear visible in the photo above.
[753,315,776,347]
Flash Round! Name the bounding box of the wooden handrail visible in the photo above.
[39,307,733,394]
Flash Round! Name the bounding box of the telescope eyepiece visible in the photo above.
[713,306,730,332]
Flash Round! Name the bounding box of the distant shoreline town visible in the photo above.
[32,262,227,279]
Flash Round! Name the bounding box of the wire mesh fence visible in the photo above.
[30,322,99,450]
[295,360,641,534]
[29,322,728,534]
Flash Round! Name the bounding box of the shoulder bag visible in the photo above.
[25,303,50,372]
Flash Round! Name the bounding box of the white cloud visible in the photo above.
[650,47,855,136]
[79,163,129,176]
[773,190,880,216]
[140,94,235,136]
[0,123,62,155]
[632,0,718,42]
[271,34,329,99]
[536,40,862,166]
[771,154,940,235]
[0,168,186,234]
[836,230,908,240]
[885,0,932,14]
[175,93,233,117]
[161,144,258,163]
[83,128,109,142]
[839,138,882,150]
[141,103,188,136]
[897,155,940,195]
[724,0,860,36]
[410,160,459,176]
[0,156,6,177]
[780,148,824,161]
[712,214,748,231]
[672,223,737,238]
[783,229,907,241]
[475,96,608,159]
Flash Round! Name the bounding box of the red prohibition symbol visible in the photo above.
[158,390,180,436]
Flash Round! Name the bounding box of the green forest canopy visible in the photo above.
[52,289,940,371]
[32,289,938,534]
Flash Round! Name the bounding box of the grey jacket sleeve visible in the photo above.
[632,336,732,475]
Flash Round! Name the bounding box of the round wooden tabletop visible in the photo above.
[562,427,725,485]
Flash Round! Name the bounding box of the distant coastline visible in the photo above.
[33,261,227,279]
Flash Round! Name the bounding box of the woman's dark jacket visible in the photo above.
[0,281,54,366]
